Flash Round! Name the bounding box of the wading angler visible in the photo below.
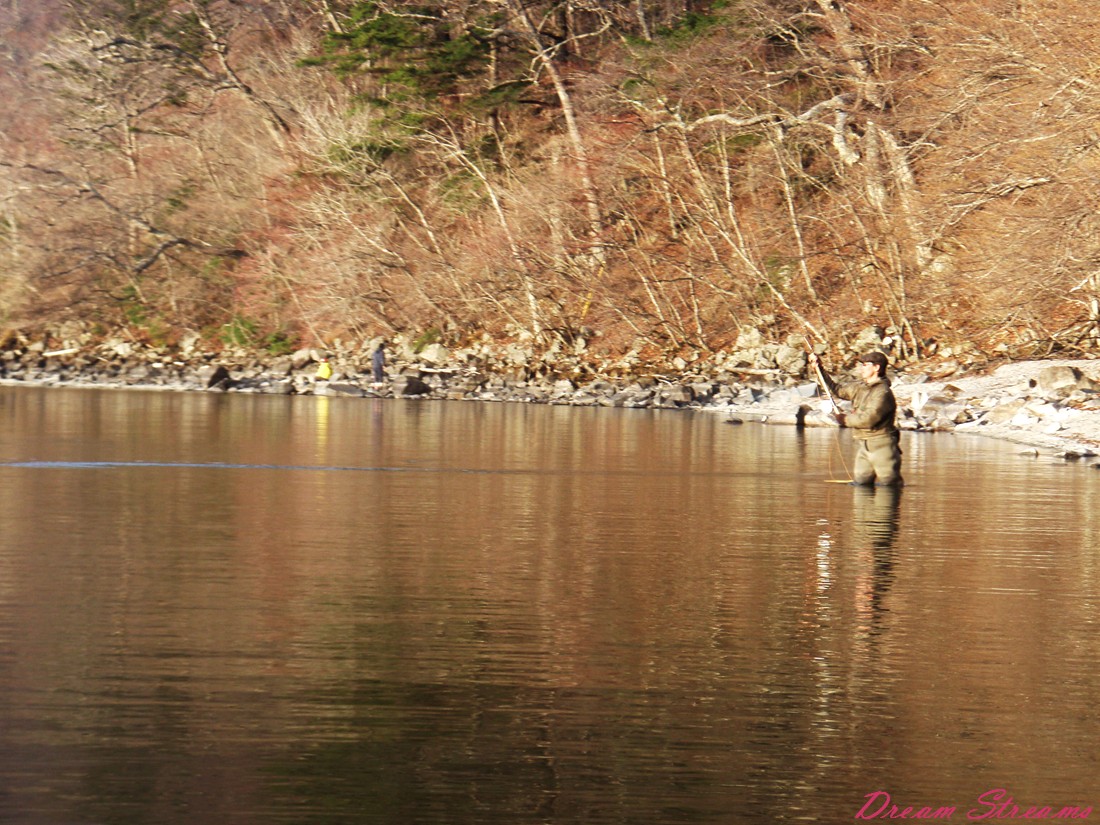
[809,350,903,487]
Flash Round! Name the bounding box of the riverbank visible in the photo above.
[737,358,1100,463]
[3,335,1100,466]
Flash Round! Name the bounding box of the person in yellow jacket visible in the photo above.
[808,350,903,487]
[315,357,333,381]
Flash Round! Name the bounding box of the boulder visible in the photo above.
[617,387,654,406]
[657,384,694,406]
[503,343,532,366]
[290,349,314,370]
[1036,365,1100,396]
[775,343,807,375]
[267,358,294,377]
[690,382,717,404]
[324,383,366,397]
[1036,365,1078,395]
[418,343,450,366]
[199,364,232,389]
[928,359,960,379]
[767,388,798,406]
[392,375,431,396]
[983,398,1027,424]
[127,365,151,383]
[850,326,885,353]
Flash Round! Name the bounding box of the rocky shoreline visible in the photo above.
[4,330,1100,467]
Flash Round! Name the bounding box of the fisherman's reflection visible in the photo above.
[852,484,901,629]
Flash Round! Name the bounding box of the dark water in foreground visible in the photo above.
[1,386,1098,824]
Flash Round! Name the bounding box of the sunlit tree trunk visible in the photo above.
[501,0,603,259]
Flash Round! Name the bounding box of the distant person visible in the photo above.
[808,350,903,486]
[315,356,333,381]
[371,342,386,385]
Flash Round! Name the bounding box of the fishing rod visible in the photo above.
[802,335,854,483]
[791,322,842,412]
[745,303,852,480]
[809,350,841,417]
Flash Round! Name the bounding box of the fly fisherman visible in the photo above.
[808,350,904,487]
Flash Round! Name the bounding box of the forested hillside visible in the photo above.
[3,0,1100,369]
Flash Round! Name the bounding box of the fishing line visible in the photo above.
[758,305,854,482]
[814,360,853,484]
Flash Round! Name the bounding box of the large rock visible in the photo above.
[392,375,431,396]
[657,384,694,407]
[418,343,450,366]
[267,358,294,377]
[1036,365,1100,397]
[290,348,314,370]
[850,326,885,353]
[735,327,765,350]
[323,382,366,397]
[775,343,807,375]
[503,343,532,366]
[727,327,767,368]
[199,364,232,389]
[983,398,1027,424]
[691,382,717,404]
[551,379,576,397]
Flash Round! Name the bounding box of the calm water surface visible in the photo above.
[1,386,1098,824]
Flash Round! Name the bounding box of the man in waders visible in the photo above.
[808,350,903,487]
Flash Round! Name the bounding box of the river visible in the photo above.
[1,385,1098,823]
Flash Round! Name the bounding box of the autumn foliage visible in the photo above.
[3,0,1100,365]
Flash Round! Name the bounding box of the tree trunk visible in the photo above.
[504,0,602,258]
